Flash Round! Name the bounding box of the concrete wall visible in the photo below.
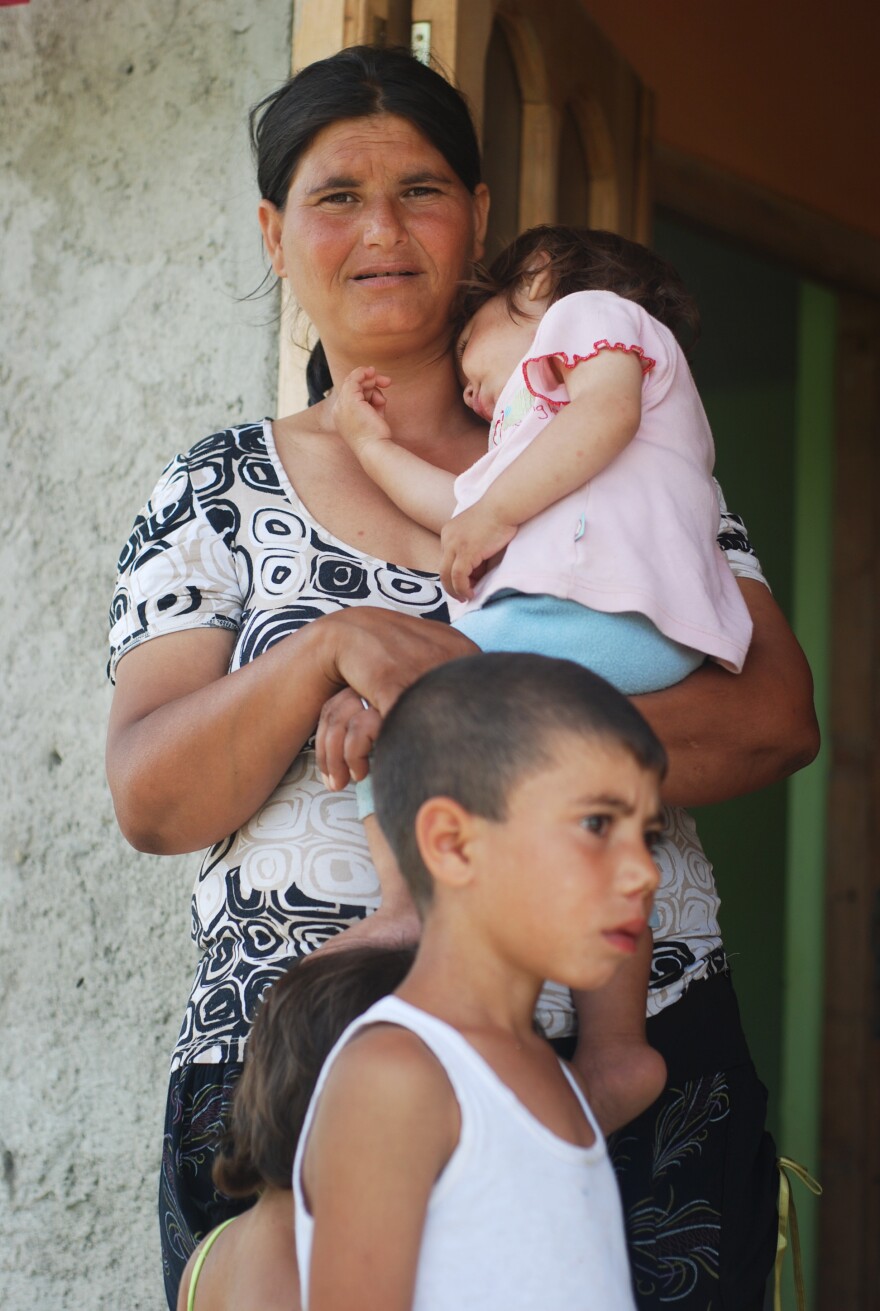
[0,2,290,1306]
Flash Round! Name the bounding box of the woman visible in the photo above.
[105,45,818,1311]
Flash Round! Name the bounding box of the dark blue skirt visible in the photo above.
[159,969,776,1311]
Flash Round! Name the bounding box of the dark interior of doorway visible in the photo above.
[653,212,801,1140]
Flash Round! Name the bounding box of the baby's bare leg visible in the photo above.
[571,930,666,1135]
[319,815,421,953]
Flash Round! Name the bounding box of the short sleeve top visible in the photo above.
[109,422,447,682]
[109,421,446,1068]
[109,419,767,1067]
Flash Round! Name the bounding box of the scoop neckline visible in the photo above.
[262,417,436,577]
[382,995,603,1162]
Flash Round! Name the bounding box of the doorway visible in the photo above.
[653,211,834,1306]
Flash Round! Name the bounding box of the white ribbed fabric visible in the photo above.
[294,995,636,1311]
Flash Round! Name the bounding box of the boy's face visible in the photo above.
[455,291,540,423]
[472,731,663,992]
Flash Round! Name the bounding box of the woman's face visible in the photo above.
[259,114,489,363]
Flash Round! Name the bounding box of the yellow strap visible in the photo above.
[773,1157,823,1311]
[187,1217,238,1311]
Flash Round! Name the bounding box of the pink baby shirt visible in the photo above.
[450,290,753,672]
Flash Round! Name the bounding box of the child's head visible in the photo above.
[212,943,415,1197]
[454,225,699,421]
[466,225,700,342]
[372,652,666,913]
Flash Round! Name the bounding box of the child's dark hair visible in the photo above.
[372,652,667,908]
[212,943,415,1196]
[461,225,700,351]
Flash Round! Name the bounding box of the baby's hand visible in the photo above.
[333,366,393,456]
[440,502,517,601]
[316,687,382,791]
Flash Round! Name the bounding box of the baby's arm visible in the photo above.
[303,1024,459,1311]
[441,348,643,599]
[333,367,457,534]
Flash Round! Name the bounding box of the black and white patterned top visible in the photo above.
[108,420,766,1068]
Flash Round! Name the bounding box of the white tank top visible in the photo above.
[294,995,636,1311]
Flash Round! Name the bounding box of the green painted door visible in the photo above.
[652,214,833,1307]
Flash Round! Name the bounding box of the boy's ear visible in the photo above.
[414,797,479,890]
[525,253,553,303]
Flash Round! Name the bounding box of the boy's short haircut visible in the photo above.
[372,652,667,907]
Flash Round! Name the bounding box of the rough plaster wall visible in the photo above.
[0,2,290,1306]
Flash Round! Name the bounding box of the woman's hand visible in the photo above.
[635,578,820,807]
[107,608,476,856]
[313,608,478,789]
[313,606,479,719]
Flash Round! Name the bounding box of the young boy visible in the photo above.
[295,652,665,1311]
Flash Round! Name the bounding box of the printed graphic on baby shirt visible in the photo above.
[492,384,555,446]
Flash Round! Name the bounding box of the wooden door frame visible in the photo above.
[818,291,880,1311]
[411,0,649,239]
[656,142,880,1311]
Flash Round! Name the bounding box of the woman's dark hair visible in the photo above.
[213,943,415,1196]
[250,44,482,208]
[462,226,700,352]
[305,340,331,406]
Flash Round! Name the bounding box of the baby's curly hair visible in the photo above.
[458,225,700,353]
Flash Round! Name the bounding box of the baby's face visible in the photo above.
[455,292,539,423]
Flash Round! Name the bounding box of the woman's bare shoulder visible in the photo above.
[272,399,333,444]
[313,1020,460,1150]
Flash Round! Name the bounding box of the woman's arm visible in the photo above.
[106,625,338,855]
[304,1027,458,1311]
[441,349,642,598]
[636,578,820,808]
[106,610,477,855]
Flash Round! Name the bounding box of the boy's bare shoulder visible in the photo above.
[332,1021,455,1102]
[303,1019,460,1215]
[313,1020,460,1150]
